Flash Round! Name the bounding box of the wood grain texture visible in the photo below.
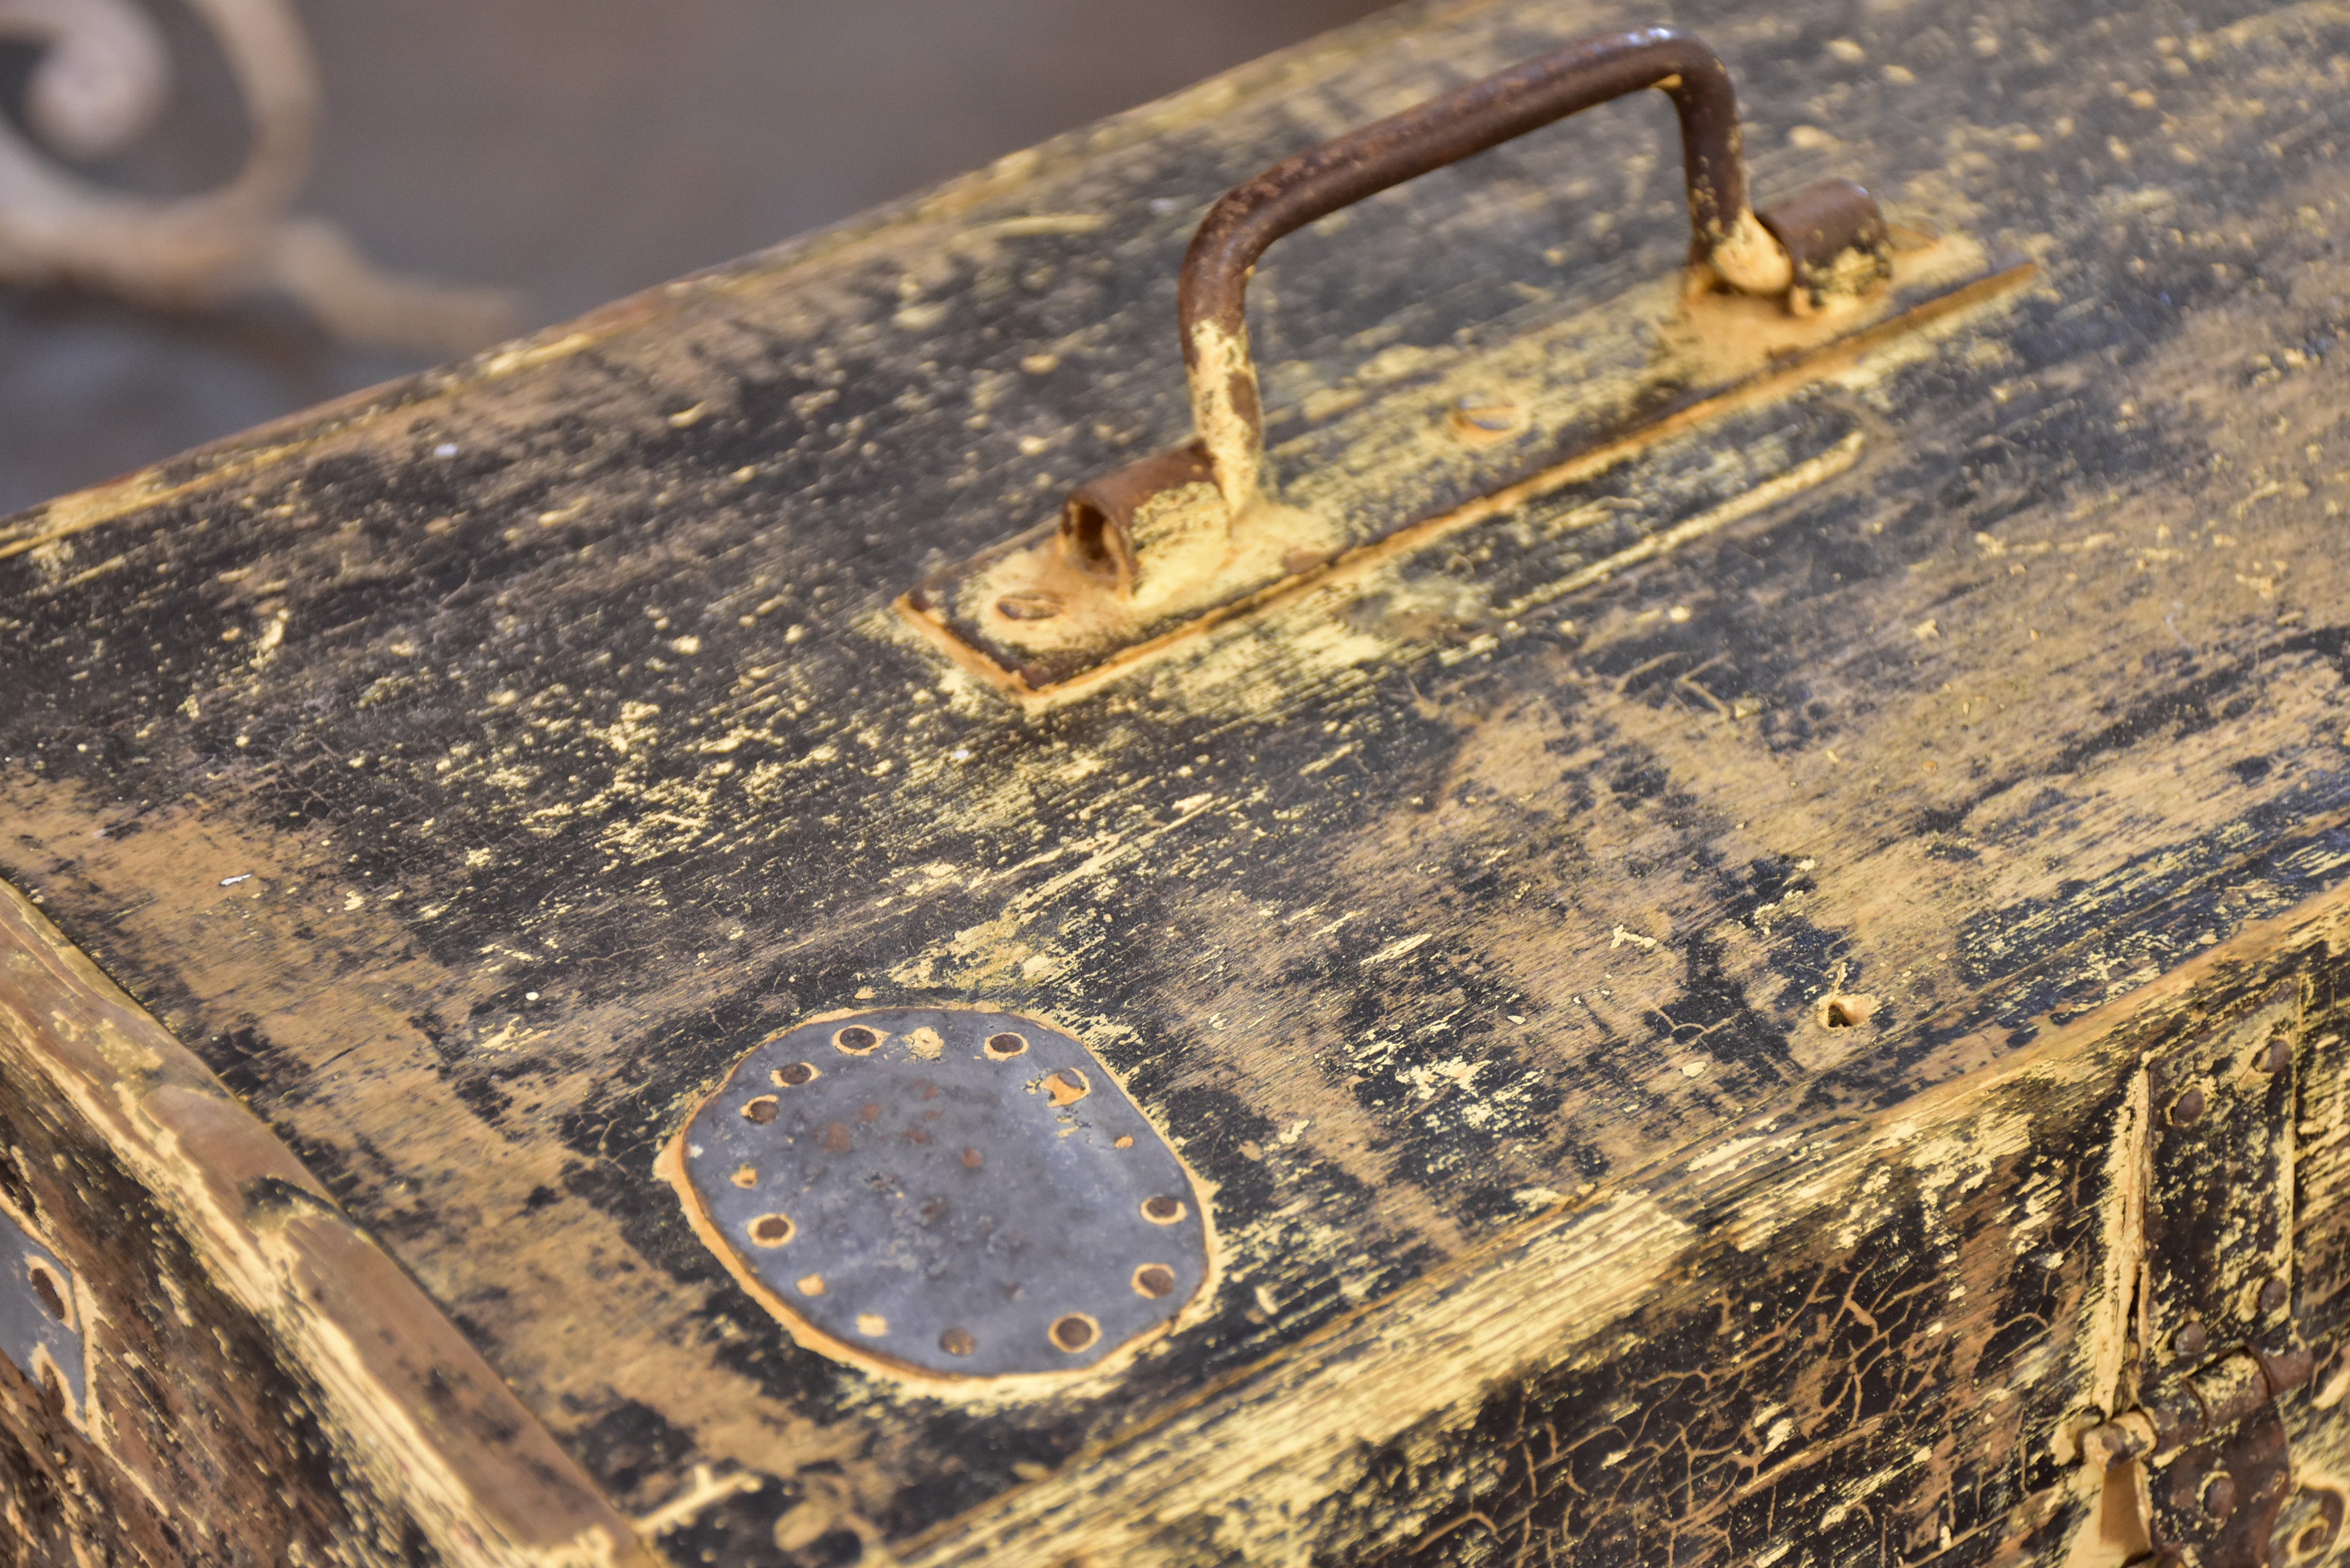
[6,0,2350,1561]
[0,881,655,1566]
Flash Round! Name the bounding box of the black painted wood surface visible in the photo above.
[7,0,2350,1563]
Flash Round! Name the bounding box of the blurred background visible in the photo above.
[0,0,1388,516]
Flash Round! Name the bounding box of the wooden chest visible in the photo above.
[5,0,2350,1564]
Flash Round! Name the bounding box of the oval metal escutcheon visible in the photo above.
[666,1007,1210,1381]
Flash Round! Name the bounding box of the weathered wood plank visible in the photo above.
[4,0,2350,1561]
[0,881,653,1566]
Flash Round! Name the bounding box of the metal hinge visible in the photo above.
[2076,985,2329,1568]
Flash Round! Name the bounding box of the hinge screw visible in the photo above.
[2259,1276,2289,1314]
[2203,1473,2239,1518]
[2169,1088,2207,1126]
[2175,1320,2209,1357]
[2259,1036,2291,1073]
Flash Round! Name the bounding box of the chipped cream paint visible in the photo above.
[900,1189,1694,1567]
[0,784,875,1535]
[1705,207,1797,297]
[907,235,2018,706]
[13,0,2350,1558]
[902,884,2331,1568]
[905,886,2350,1567]
[0,881,653,1567]
[1188,316,1265,513]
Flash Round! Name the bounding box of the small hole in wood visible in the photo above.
[1819,992,1876,1030]
[730,1164,758,1188]
[962,1147,985,1169]
[748,1213,795,1247]
[940,1326,976,1356]
[775,1061,817,1087]
[1142,1196,1186,1225]
[834,1026,882,1055]
[1133,1264,1177,1299]
[26,1263,66,1324]
[742,1096,779,1124]
[1050,1313,1099,1352]
[1064,497,1114,574]
[1042,1068,1091,1107]
[995,592,1063,622]
[985,1032,1028,1059]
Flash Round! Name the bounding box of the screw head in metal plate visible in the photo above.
[666,1007,1211,1381]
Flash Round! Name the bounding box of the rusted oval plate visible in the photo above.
[668,1007,1209,1380]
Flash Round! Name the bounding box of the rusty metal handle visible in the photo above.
[1176,25,1801,513]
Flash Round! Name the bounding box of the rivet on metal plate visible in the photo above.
[663,1007,1212,1382]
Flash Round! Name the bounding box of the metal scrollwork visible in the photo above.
[0,0,516,354]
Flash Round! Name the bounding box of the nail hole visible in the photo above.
[995,593,1063,622]
[1049,1313,1099,1352]
[1142,1195,1186,1225]
[834,1026,882,1055]
[857,1313,889,1337]
[26,1263,66,1324]
[1820,993,1876,1029]
[748,1213,795,1247]
[774,1061,818,1087]
[1063,497,1115,575]
[730,1164,758,1188]
[985,1032,1028,1059]
[940,1326,976,1356]
[742,1096,779,1124]
[1042,1068,1091,1107]
[1447,394,1524,445]
[1133,1264,1177,1299]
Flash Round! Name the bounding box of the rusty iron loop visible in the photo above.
[1176,25,1793,513]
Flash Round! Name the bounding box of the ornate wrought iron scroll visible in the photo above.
[0,0,516,353]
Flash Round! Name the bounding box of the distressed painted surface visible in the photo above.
[5,0,2350,1562]
[0,884,655,1567]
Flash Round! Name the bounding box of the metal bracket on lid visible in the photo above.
[896,25,2018,703]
